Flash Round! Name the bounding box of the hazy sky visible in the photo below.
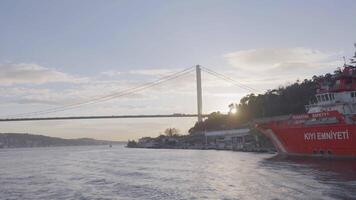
[1,0,355,141]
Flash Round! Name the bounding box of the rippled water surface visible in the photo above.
[1,145,356,200]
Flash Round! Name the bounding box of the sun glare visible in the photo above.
[230,107,238,114]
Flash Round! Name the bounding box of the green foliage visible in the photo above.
[189,78,317,133]
[164,128,180,137]
[126,140,137,147]
[239,79,316,120]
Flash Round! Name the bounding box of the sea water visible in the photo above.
[0,145,356,200]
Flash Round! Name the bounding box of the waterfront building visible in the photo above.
[204,128,253,150]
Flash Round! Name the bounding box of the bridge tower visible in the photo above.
[196,65,203,122]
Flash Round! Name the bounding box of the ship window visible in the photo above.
[321,95,325,101]
[329,94,333,100]
[317,95,321,102]
[332,93,335,100]
[325,94,329,101]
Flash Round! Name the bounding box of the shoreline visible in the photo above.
[126,144,276,154]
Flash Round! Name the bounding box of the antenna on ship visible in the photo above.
[349,43,356,66]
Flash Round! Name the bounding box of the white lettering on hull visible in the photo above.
[304,130,350,141]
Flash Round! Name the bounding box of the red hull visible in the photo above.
[259,124,356,158]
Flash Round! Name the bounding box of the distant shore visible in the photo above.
[0,133,122,149]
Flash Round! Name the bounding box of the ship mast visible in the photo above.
[350,43,356,67]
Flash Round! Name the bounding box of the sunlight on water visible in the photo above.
[1,145,356,200]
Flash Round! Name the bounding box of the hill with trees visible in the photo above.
[189,78,318,133]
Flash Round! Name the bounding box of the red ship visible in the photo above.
[256,44,356,158]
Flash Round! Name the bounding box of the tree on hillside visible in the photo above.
[164,128,179,137]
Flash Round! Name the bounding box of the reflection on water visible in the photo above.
[259,155,356,199]
[0,145,356,200]
[264,155,356,176]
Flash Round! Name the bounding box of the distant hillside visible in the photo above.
[0,133,121,148]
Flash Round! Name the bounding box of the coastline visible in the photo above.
[126,131,276,153]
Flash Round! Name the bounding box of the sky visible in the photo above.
[0,0,355,141]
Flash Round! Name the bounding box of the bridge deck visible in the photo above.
[0,114,209,122]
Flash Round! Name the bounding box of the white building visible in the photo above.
[204,128,253,150]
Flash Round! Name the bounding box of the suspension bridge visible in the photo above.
[0,66,258,122]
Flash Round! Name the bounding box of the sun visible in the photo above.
[230,107,238,115]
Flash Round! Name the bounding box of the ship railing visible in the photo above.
[305,103,324,110]
[304,117,339,126]
[253,115,290,124]
[305,104,316,109]
[305,100,351,110]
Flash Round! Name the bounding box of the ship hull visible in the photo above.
[259,124,356,158]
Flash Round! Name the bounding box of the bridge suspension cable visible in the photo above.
[3,65,260,121]
[4,66,195,118]
[200,67,260,93]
